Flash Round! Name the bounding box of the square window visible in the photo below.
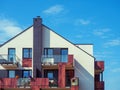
[9,70,15,78]
[47,72,53,80]
[23,48,32,59]
[23,70,32,78]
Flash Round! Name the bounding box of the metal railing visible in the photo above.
[41,55,68,65]
[17,78,31,87]
[0,54,20,64]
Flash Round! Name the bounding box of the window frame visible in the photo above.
[44,48,54,57]
[23,48,32,59]
[8,48,16,62]
[61,48,68,62]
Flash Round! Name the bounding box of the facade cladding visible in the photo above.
[0,16,104,90]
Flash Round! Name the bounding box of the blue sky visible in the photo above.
[0,0,120,90]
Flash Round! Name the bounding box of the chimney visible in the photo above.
[33,16,42,78]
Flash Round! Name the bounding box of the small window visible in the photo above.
[23,48,32,58]
[47,72,53,80]
[23,70,32,78]
[9,70,15,78]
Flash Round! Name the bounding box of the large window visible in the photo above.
[9,70,15,78]
[44,48,53,57]
[23,70,32,78]
[23,48,32,58]
[8,48,16,62]
[61,48,68,62]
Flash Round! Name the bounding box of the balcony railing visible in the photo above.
[0,54,20,68]
[0,78,49,89]
[41,55,69,65]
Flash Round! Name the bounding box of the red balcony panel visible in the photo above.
[0,78,17,88]
[22,59,32,67]
[31,78,49,88]
[95,61,104,71]
[0,78,49,89]
[67,55,73,65]
[71,86,79,90]
[95,81,104,89]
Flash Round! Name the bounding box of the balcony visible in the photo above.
[0,54,20,68]
[95,61,104,73]
[41,55,73,69]
[95,81,104,90]
[0,78,49,89]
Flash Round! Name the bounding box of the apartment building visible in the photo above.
[0,16,104,90]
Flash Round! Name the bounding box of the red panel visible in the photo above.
[71,86,79,90]
[30,78,49,89]
[95,61,104,71]
[58,63,66,88]
[22,59,32,67]
[0,78,49,89]
[95,81,104,89]
[0,78,17,88]
[68,55,73,65]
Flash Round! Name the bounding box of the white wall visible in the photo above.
[0,26,33,69]
[75,44,93,55]
[42,26,95,90]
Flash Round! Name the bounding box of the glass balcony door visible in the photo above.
[8,48,15,62]
[61,49,68,62]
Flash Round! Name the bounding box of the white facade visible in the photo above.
[0,24,95,90]
[42,26,95,90]
[0,26,33,69]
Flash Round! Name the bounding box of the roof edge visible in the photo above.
[42,24,95,59]
[0,25,33,47]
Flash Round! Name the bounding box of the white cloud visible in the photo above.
[93,28,110,38]
[75,19,90,25]
[0,17,23,43]
[104,38,120,47]
[43,5,64,15]
[111,68,120,73]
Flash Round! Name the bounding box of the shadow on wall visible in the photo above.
[42,26,50,48]
[74,59,94,90]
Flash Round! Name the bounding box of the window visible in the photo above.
[23,48,32,58]
[44,48,53,57]
[61,48,68,62]
[8,48,16,62]
[47,72,53,80]
[9,70,15,78]
[23,70,32,78]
